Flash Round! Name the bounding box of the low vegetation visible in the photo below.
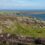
[0,11,45,45]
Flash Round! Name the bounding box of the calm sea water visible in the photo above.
[21,14,45,21]
[29,14,45,21]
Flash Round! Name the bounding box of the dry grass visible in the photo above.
[0,14,45,38]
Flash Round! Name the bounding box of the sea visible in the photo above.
[17,14,45,21]
[26,14,45,21]
[16,10,45,21]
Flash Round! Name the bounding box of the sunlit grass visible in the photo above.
[1,20,45,38]
[0,12,45,38]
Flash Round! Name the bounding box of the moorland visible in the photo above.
[0,11,45,45]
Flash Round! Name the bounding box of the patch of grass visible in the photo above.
[2,20,45,38]
[0,13,45,38]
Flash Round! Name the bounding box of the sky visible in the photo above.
[0,0,45,10]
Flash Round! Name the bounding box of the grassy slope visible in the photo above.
[0,11,45,38]
[2,18,45,38]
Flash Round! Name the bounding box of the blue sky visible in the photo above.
[0,0,45,10]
